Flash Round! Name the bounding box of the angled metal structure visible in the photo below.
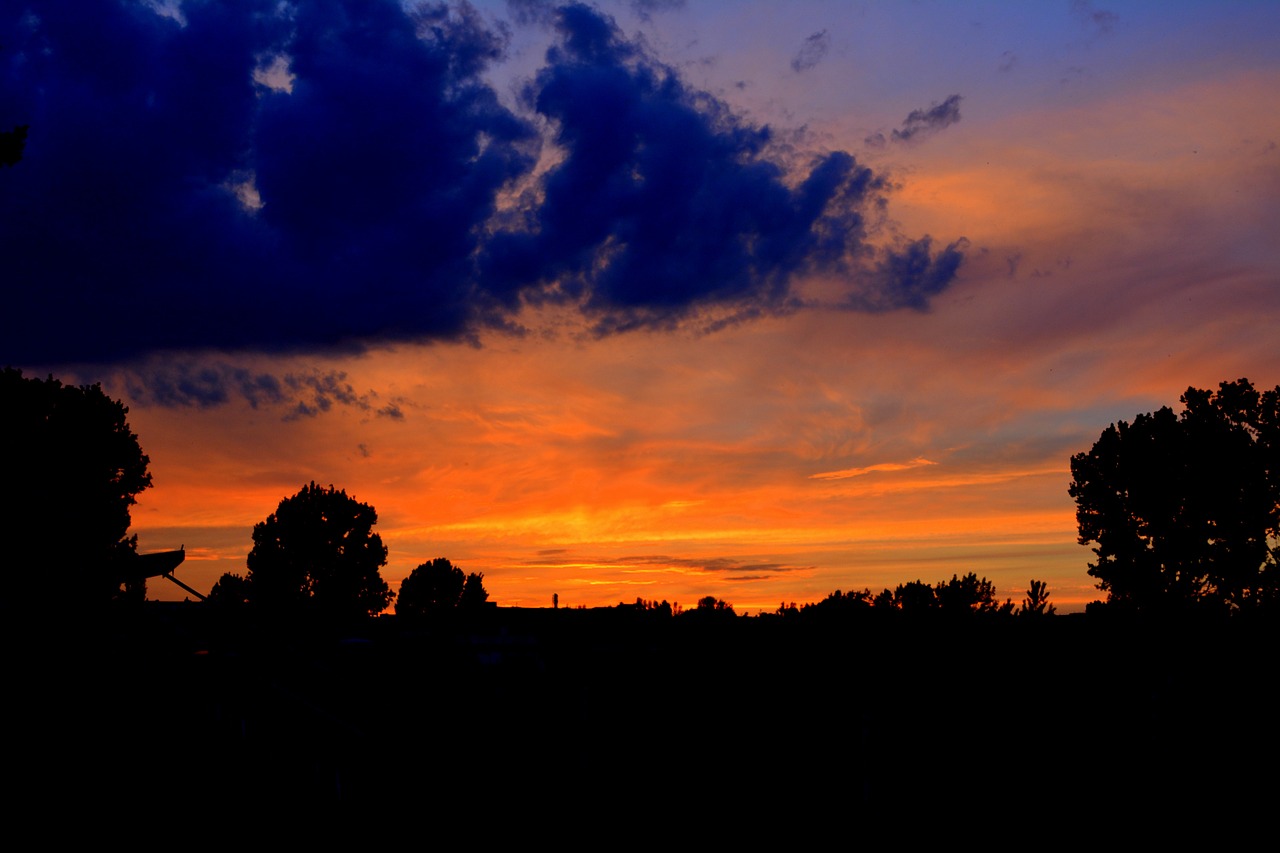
[116,546,204,600]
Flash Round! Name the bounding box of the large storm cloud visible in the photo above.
[0,1,964,366]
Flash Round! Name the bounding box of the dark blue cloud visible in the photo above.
[1,1,964,368]
[850,236,969,312]
[484,5,954,331]
[1,0,534,364]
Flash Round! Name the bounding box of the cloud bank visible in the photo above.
[1,1,964,366]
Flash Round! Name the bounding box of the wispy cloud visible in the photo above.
[1071,0,1118,36]
[629,0,685,22]
[119,361,405,421]
[865,94,963,148]
[791,30,829,73]
[521,553,813,576]
[810,456,938,481]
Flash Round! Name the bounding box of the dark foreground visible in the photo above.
[6,605,1276,833]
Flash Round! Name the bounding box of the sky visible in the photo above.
[3,0,1278,613]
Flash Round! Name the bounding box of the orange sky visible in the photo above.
[17,1,1279,615]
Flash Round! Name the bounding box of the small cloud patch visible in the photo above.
[791,30,830,73]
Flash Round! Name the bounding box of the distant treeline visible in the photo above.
[593,573,1054,622]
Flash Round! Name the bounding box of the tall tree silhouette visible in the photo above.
[1069,378,1280,611]
[245,482,392,619]
[0,368,152,609]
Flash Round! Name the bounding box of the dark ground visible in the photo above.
[5,605,1276,834]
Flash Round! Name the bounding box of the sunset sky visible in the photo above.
[3,0,1278,612]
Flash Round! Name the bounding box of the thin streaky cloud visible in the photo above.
[810,457,938,481]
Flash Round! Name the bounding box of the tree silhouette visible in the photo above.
[395,557,488,618]
[867,574,1014,617]
[461,570,489,610]
[1069,379,1280,612]
[692,595,735,616]
[934,572,1014,616]
[891,580,938,613]
[801,588,872,619]
[1,368,152,609]
[244,482,392,619]
[207,571,251,607]
[1019,579,1056,616]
